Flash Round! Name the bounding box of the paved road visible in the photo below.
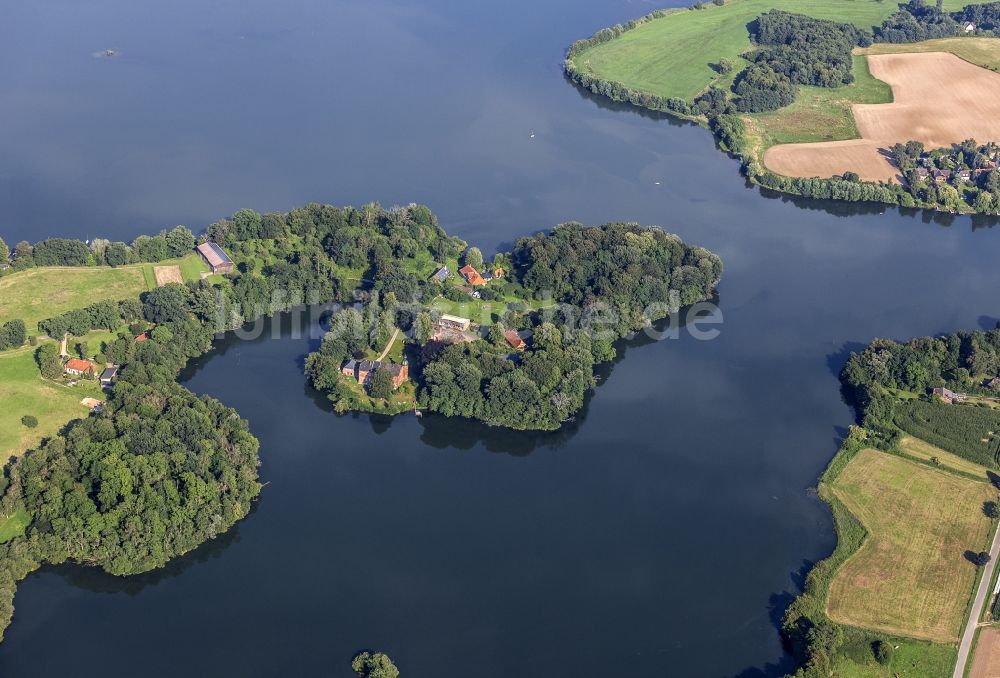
[954,521,1000,678]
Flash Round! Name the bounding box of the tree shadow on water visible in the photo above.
[32,515,247,596]
[562,73,696,128]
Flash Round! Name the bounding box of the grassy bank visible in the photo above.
[568,0,975,103]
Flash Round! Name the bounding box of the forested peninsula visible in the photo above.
[0,202,722,639]
[565,0,1000,214]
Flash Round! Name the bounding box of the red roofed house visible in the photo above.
[135,332,149,343]
[504,329,526,351]
[65,358,96,376]
[459,264,487,286]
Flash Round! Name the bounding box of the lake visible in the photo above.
[2,0,1000,676]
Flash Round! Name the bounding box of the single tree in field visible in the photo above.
[351,651,399,678]
[984,501,1000,519]
[872,639,893,665]
[369,368,395,400]
[36,344,63,380]
[20,415,38,429]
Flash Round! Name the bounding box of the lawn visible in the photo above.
[0,267,146,334]
[860,36,1000,71]
[0,253,207,334]
[0,508,30,544]
[568,0,979,103]
[744,55,892,151]
[826,448,995,643]
[827,636,957,677]
[0,348,101,458]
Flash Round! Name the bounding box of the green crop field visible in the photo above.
[569,0,983,102]
[894,399,1000,468]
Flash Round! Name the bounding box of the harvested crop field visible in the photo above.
[970,628,1000,678]
[764,52,1000,181]
[825,448,994,642]
[153,265,183,286]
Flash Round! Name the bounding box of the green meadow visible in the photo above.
[569,0,982,102]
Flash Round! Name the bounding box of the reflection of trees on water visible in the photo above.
[758,185,1000,228]
[39,515,246,596]
[563,74,696,128]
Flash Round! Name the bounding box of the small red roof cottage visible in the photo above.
[459,264,487,286]
[135,332,149,342]
[504,329,526,351]
[65,358,96,375]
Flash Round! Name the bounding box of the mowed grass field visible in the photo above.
[826,448,995,642]
[568,0,979,102]
[0,348,100,458]
[898,435,992,480]
[0,253,207,333]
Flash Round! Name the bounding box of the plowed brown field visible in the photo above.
[764,52,1000,181]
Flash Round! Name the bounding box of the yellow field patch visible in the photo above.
[765,52,1000,181]
[827,448,995,642]
[153,265,183,287]
[898,435,992,480]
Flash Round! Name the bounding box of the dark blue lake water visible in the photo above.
[2,0,1000,676]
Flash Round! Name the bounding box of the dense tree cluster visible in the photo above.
[37,298,145,339]
[733,11,871,112]
[2,226,198,273]
[31,239,92,267]
[841,327,1000,429]
[306,221,722,430]
[0,320,26,351]
[957,2,1000,31]
[352,651,399,678]
[876,0,963,42]
[421,324,598,430]
[513,222,722,333]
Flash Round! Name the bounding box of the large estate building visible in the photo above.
[341,359,409,388]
